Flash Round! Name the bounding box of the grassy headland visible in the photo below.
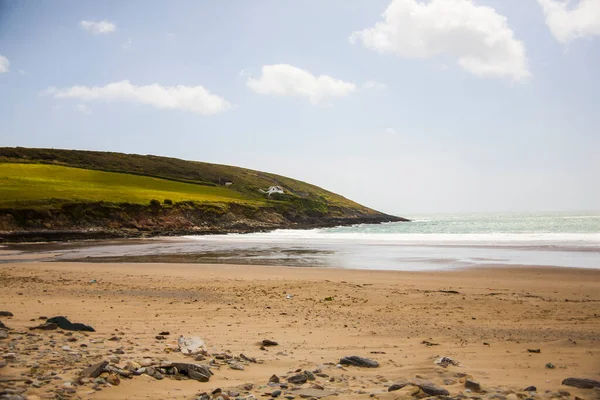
[0,147,405,241]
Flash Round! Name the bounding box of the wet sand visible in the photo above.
[1,258,599,399]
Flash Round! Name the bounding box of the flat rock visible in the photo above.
[262,339,278,346]
[0,311,13,317]
[562,377,600,389]
[465,379,481,391]
[47,316,95,332]
[288,373,308,385]
[29,322,57,331]
[417,380,450,396]
[339,356,379,368]
[296,388,338,398]
[177,336,206,355]
[81,361,109,378]
[166,362,212,382]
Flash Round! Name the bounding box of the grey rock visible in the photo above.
[0,330,8,339]
[271,390,282,397]
[561,377,600,389]
[288,373,308,385]
[304,370,316,381]
[416,380,450,396]
[339,356,379,368]
[465,379,481,391]
[167,362,213,382]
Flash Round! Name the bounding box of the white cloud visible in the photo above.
[43,80,232,115]
[18,69,25,75]
[350,0,530,81]
[75,104,91,115]
[0,54,9,73]
[362,80,387,90]
[384,127,397,135]
[247,64,357,105]
[80,20,117,35]
[122,38,132,50]
[537,0,600,43]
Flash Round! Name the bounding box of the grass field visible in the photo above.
[0,163,259,208]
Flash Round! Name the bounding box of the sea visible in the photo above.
[47,211,600,271]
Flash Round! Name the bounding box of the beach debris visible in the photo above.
[435,356,460,368]
[261,339,278,347]
[80,361,109,378]
[339,356,379,368]
[47,316,95,332]
[178,335,207,355]
[0,311,13,317]
[465,379,481,391]
[421,340,439,346]
[561,377,600,389]
[545,362,555,369]
[527,348,541,353]
[524,386,537,392]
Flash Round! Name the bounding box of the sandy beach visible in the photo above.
[1,256,600,399]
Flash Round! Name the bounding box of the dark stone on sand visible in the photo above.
[288,373,308,385]
[159,331,170,335]
[388,381,409,392]
[416,380,450,396]
[269,374,280,383]
[262,339,278,346]
[524,386,537,392]
[562,378,600,389]
[271,389,282,397]
[29,322,58,331]
[0,320,10,330]
[81,361,109,378]
[527,349,541,353]
[0,311,13,317]
[166,362,212,382]
[47,316,95,332]
[465,379,481,391]
[339,356,379,368]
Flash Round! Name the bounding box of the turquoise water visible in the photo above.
[327,211,600,235]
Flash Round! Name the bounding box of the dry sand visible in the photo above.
[1,256,599,399]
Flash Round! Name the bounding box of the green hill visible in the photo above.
[0,147,405,242]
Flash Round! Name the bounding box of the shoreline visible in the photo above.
[1,260,599,399]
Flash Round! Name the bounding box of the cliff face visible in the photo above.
[0,201,405,242]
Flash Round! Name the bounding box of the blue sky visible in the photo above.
[1,0,599,215]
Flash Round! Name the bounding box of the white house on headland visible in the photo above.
[259,186,285,196]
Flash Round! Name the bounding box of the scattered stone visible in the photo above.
[527,349,541,353]
[339,356,379,368]
[465,379,481,391]
[155,335,166,340]
[269,374,280,383]
[262,339,278,346]
[435,356,459,367]
[177,336,206,355]
[545,362,555,369]
[288,373,308,385]
[159,331,170,335]
[0,320,9,330]
[414,379,450,396]
[421,340,439,346]
[0,311,13,317]
[240,353,257,363]
[561,378,600,389]
[271,389,282,397]
[47,316,95,332]
[524,386,537,391]
[304,370,316,381]
[0,330,8,339]
[229,363,244,371]
[106,374,120,386]
[167,362,213,382]
[388,381,409,392]
[81,361,109,378]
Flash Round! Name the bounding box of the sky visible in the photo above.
[0,0,599,215]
